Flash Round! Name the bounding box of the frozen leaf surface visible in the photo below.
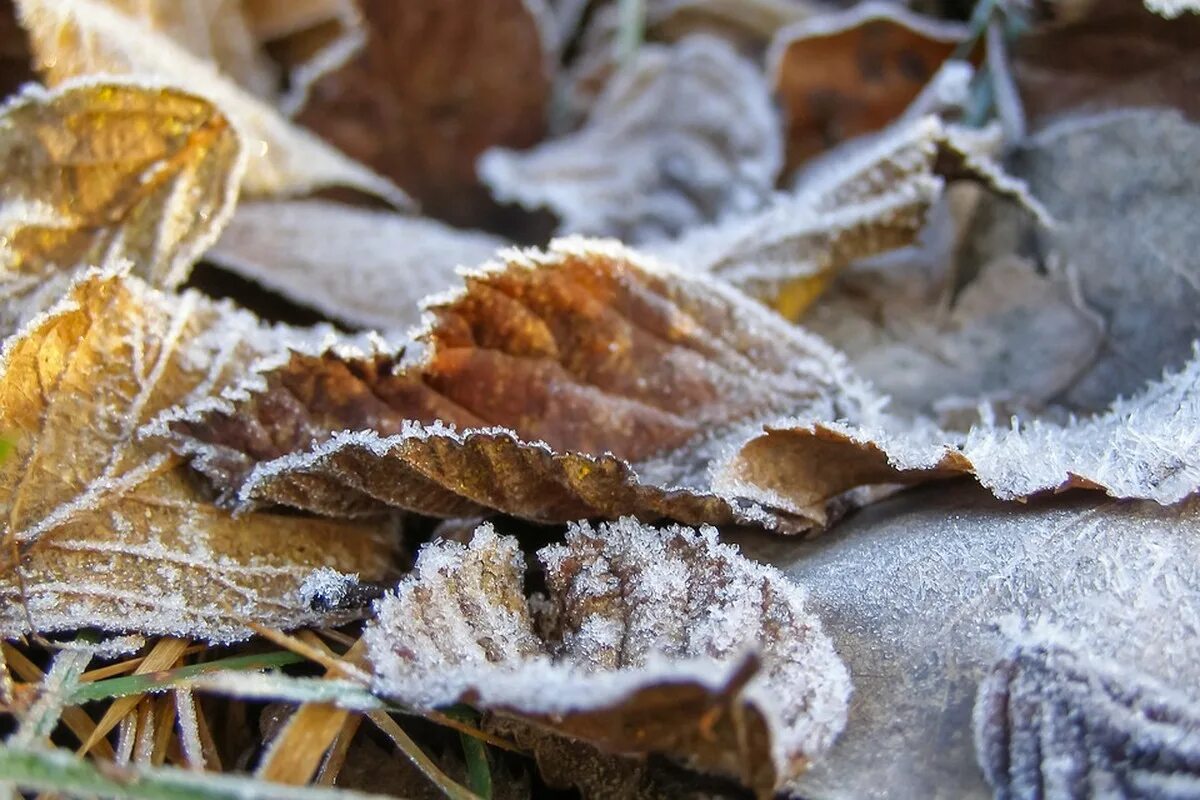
[768,1,966,171]
[207,200,505,332]
[975,639,1200,800]
[296,0,552,228]
[0,81,243,334]
[733,483,1200,799]
[480,35,782,243]
[0,271,396,642]
[364,518,850,797]
[16,0,407,205]
[166,238,881,532]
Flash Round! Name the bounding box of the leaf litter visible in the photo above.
[0,0,1199,798]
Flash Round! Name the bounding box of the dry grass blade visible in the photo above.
[314,714,362,786]
[80,638,189,756]
[366,711,481,800]
[80,645,207,683]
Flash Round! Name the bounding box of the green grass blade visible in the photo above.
[70,651,305,703]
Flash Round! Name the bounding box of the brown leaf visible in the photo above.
[295,0,552,228]
[363,518,850,798]
[165,238,880,532]
[481,35,782,242]
[0,270,397,641]
[768,1,966,172]
[16,0,407,205]
[1012,0,1200,127]
[206,200,505,332]
[0,80,243,334]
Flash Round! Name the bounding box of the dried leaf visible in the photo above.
[165,237,881,533]
[654,115,1043,318]
[768,1,967,171]
[206,200,505,332]
[16,0,407,205]
[975,640,1200,799]
[0,80,244,334]
[295,0,552,228]
[480,35,782,243]
[364,518,850,797]
[1145,0,1200,16]
[733,483,1200,799]
[1013,0,1200,127]
[0,271,396,641]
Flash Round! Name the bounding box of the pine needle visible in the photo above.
[80,637,190,756]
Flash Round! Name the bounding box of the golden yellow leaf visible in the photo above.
[0,80,243,333]
[16,0,407,205]
[0,270,397,641]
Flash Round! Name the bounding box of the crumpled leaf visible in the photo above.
[295,0,552,229]
[103,0,364,114]
[164,237,881,533]
[0,80,244,334]
[767,1,967,172]
[480,35,782,243]
[974,639,1200,800]
[654,115,1044,319]
[364,518,850,798]
[16,0,407,205]
[800,251,1103,420]
[206,200,505,332]
[733,483,1200,799]
[1012,0,1200,127]
[0,270,397,642]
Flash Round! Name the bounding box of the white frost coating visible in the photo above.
[365,519,850,786]
[1145,0,1200,15]
[207,201,506,332]
[298,567,360,609]
[480,35,782,242]
[734,483,1200,799]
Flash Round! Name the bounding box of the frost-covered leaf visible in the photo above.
[295,0,552,228]
[102,0,363,114]
[0,80,243,334]
[800,253,1103,420]
[1013,0,1200,126]
[480,35,782,243]
[0,270,396,642]
[16,0,407,205]
[974,640,1200,800]
[1145,0,1200,17]
[165,238,881,533]
[364,518,850,797]
[767,1,966,171]
[206,200,505,332]
[733,483,1200,799]
[654,116,1043,319]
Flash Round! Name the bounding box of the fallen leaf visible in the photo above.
[732,482,1200,799]
[0,80,244,334]
[295,0,552,228]
[768,1,967,172]
[480,35,782,243]
[164,237,881,532]
[653,115,1043,319]
[1145,0,1200,16]
[974,639,1200,799]
[364,518,850,798]
[206,200,505,332]
[16,0,407,205]
[0,270,397,642]
[1012,0,1200,127]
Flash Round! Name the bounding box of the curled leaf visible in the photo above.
[206,200,505,332]
[16,0,407,205]
[296,0,553,228]
[768,1,967,171]
[975,640,1200,800]
[480,35,782,242]
[0,80,244,333]
[0,271,397,642]
[734,483,1200,798]
[364,518,850,797]
[165,238,880,532]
